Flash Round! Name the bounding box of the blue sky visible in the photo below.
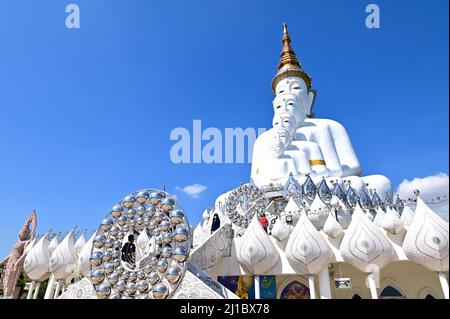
[0,0,448,258]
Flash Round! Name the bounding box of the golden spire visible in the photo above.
[278,23,301,70]
[272,23,312,92]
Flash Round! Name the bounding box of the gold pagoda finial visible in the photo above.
[278,23,300,70]
[272,23,312,92]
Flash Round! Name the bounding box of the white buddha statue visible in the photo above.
[262,128,299,182]
[251,23,392,198]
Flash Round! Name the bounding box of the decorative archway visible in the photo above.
[418,287,439,299]
[379,279,408,299]
[346,287,368,299]
[277,276,310,299]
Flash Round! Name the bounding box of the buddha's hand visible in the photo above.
[290,140,329,176]
[300,119,361,177]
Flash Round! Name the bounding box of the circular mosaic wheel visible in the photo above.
[89,189,191,299]
[225,184,268,235]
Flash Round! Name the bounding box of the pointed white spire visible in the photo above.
[331,196,351,229]
[48,236,59,254]
[380,208,404,234]
[77,230,97,277]
[24,233,51,281]
[307,194,328,229]
[284,196,302,214]
[400,205,415,226]
[282,196,302,226]
[340,207,394,273]
[74,233,86,257]
[50,230,78,280]
[24,238,36,255]
[373,207,386,226]
[323,213,344,238]
[236,214,279,274]
[285,212,332,274]
[402,197,449,272]
[271,218,290,241]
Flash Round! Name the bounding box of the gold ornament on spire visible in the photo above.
[272,23,312,92]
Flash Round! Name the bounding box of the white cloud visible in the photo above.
[176,184,207,199]
[395,172,449,221]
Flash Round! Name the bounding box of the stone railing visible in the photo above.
[189,222,233,271]
[172,262,238,299]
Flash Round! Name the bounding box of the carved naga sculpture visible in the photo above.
[0,211,37,298]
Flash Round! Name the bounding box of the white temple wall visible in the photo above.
[209,254,447,299]
[379,262,446,299]
[327,262,446,299]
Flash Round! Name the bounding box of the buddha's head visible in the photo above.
[272,96,304,129]
[270,131,285,158]
[271,24,316,126]
[274,77,315,127]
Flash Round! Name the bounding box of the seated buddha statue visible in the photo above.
[251,23,391,198]
[262,127,299,182]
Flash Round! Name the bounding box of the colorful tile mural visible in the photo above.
[218,276,255,299]
[260,275,277,299]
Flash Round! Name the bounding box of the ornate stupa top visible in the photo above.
[272,23,312,92]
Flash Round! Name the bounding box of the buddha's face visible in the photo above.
[272,93,305,129]
[270,133,285,158]
[274,77,312,127]
[274,127,291,147]
[272,113,296,137]
[275,76,308,96]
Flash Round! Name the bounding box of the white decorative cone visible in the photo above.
[271,218,290,241]
[236,214,279,274]
[373,208,386,226]
[335,198,351,229]
[400,206,415,226]
[285,212,332,274]
[48,236,59,255]
[77,230,97,277]
[380,208,404,234]
[24,234,51,281]
[402,197,449,272]
[24,238,36,255]
[307,195,329,229]
[340,207,394,273]
[74,233,86,257]
[323,213,344,238]
[50,230,78,280]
